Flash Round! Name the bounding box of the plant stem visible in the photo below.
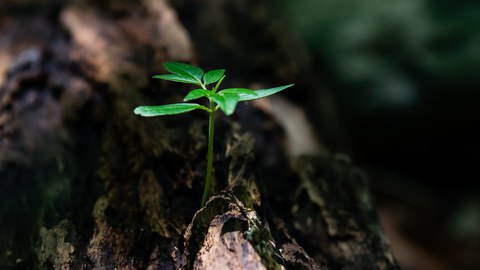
[201,99,215,207]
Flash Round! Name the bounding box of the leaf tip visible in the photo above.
[133,106,142,115]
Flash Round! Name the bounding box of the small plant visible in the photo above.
[134,62,294,207]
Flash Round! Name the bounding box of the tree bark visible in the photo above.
[0,0,398,269]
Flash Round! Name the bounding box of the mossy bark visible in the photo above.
[0,0,398,269]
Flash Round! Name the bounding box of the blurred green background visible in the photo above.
[274,0,480,269]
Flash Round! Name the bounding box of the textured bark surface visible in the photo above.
[0,0,398,269]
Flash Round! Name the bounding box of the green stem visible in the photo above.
[201,99,215,207]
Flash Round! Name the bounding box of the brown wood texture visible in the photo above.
[0,1,398,269]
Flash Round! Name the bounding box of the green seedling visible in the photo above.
[134,62,294,207]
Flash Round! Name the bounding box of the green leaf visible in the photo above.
[134,103,207,117]
[236,84,295,101]
[210,93,226,113]
[203,69,225,85]
[184,89,211,101]
[218,88,258,97]
[163,62,204,85]
[211,93,239,116]
[222,93,240,116]
[152,74,198,85]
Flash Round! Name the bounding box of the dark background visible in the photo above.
[272,0,480,269]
